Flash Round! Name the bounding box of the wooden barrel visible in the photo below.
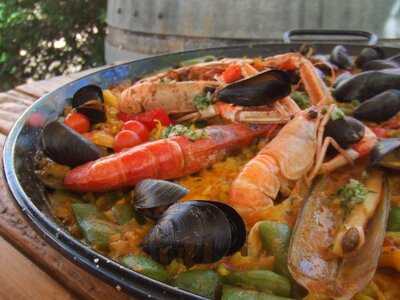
[106,0,396,63]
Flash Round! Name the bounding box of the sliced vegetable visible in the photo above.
[259,221,291,277]
[121,254,169,282]
[123,120,149,142]
[174,270,221,299]
[117,108,172,130]
[222,270,291,297]
[111,203,134,225]
[388,207,400,231]
[179,55,216,67]
[113,130,142,152]
[72,203,119,249]
[64,111,90,133]
[221,285,294,300]
[222,65,242,83]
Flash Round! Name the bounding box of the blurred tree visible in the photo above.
[0,0,106,91]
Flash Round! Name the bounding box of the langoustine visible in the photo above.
[64,123,277,192]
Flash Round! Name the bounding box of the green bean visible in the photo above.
[221,285,294,300]
[174,270,221,299]
[72,203,118,249]
[388,206,400,231]
[121,254,169,283]
[222,270,291,297]
[259,221,291,277]
[111,203,134,225]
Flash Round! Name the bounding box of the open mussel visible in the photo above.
[133,179,188,219]
[371,138,400,170]
[142,200,246,265]
[354,47,385,69]
[288,172,390,299]
[324,116,365,148]
[329,45,352,69]
[333,68,400,102]
[41,120,102,167]
[353,89,400,122]
[217,69,291,106]
[72,84,106,123]
[333,71,352,88]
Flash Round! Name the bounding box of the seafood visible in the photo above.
[143,200,245,265]
[329,45,352,69]
[64,123,277,192]
[354,46,385,69]
[72,84,106,123]
[228,107,377,226]
[41,120,102,167]
[370,138,400,170]
[288,170,390,299]
[333,68,400,102]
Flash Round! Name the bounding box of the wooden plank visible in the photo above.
[0,236,76,300]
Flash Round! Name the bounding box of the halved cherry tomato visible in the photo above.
[117,108,172,130]
[122,120,149,142]
[222,65,242,83]
[64,111,90,133]
[113,130,142,152]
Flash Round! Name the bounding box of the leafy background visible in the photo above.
[0,0,107,91]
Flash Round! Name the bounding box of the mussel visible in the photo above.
[142,200,246,265]
[333,68,400,102]
[133,179,188,219]
[324,116,365,148]
[370,138,400,170]
[362,59,399,71]
[41,120,102,167]
[72,84,106,123]
[217,70,291,106]
[333,71,353,88]
[329,45,352,69]
[288,172,390,299]
[353,89,400,122]
[354,47,385,69]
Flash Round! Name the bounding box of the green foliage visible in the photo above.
[0,0,106,91]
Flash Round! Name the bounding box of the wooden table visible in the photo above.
[0,69,132,300]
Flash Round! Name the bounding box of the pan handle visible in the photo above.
[283,29,378,45]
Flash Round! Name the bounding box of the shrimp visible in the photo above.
[64,123,278,192]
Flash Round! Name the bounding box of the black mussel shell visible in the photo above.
[370,138,400,170]
[353,90,400,122]
[329,45,352,69]
[72,85,106,123]
[388,53,400,65]
[325,116,365,149]
[333,68,400,102]
[333,71,353,88]
[41,121,102,167]
[143,201,234,265]
[133,179,188,219]
[362,59,399,71]
[217,69,291,106]
[202,201,246,255]
[354,47,385,69]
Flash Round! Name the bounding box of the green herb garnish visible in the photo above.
[162,124,207,141]
[336,179,369,214]
[330,106,345,121]
[336,99,360,115]
[193,92,213,110]
[291,91,310,109]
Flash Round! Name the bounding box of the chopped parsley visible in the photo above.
[336,100,361,115]
[330,106,345,121]
[193,92,213,110]
[161,124,207,141]
[291,91,310,109]
[336,179,370,215]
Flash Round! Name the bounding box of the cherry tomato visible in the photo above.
[222,65,242,83]
[371,127,388,138]
[113,130,142,152]
[122,120,149,141]
[64,111,90,133]
[117,108,172,130]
